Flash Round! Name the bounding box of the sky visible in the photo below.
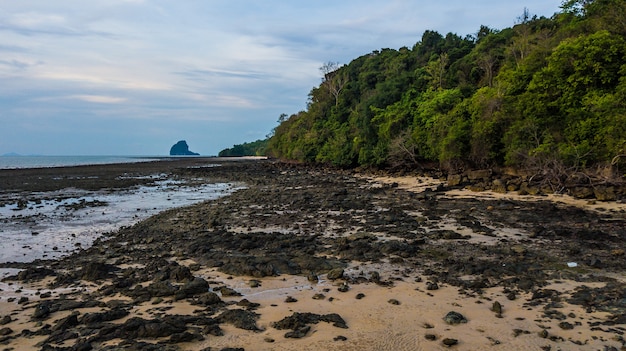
[0,1,563,156]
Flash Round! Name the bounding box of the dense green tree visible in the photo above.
[258,0,625,175]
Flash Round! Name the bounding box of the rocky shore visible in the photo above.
[1,159,625,350]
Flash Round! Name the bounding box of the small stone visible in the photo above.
[506,292,516,300]
[355,293,365,300]
[327,268,344,281]
[443,311,467,325]
[558,321,574,330]
[338,283,349,292]
[539,329,548,338]
[248,280,261,288]
[285,296,298,303]
[0,316,12,325]
[264,337,275,343]
[312,293,325,300]
[491,301,502,315]
[333,335,347,341]
[285,325,311,339]
[388,299,400,305]
[442,338,458,347]
[425,334,437,341]
[426,281,439,290]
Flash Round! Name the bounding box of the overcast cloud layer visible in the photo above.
[0,1,562,155]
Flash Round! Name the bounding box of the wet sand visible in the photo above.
[1,159,625,350]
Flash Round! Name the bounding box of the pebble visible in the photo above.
[442,338,458,346]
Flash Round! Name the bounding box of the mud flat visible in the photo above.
[1,159,625,350]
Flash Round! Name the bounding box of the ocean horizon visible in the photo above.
[0,155,211,170]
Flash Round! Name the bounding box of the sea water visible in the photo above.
[0,174,242,264]
[0,155,168,169]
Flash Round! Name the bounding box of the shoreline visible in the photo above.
[1,159,625,350]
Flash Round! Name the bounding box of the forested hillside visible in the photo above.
[218,139,268,157]
[265,0,625,177]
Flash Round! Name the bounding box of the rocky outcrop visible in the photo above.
[169,140,199,156]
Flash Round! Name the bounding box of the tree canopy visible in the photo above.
[228,0,626,176]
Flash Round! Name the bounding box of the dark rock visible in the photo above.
[442,338,458,346]
[285,296,298,303]
[388,299,401,305]
[558,321,574,330]
[447,174,463,186]
[491,301,503,315]
[312,293,325,300]
[51,314,79,332]
[218,286,241,297]
[587,257,604,268]
[80,261,116,281]
[593,186,616,201]
[97,316,187,340]
[369,271,381,283]
[44,330,79,344]
[506,292,517,301]
[467,169,491,181]
[571,187,594,199]
[170,140,199,156]
[191,292,223,306]
[203,323,224,336]
[272,312,348,331]
[425,334,437,341]
[5,267,56,282]
[426,281,439,290]
[326,268,344,280]
[0,315,12,325]
[176,277,210,298]
[216,309,260,331]
[32,301,52,320]
[337,283,350,292]
[154,262,195,282]
[169,331,204,343]
[431,230,465,240]
[237,299,260,309]
[334,335,347,341]
[443,311,467,325]
[285,325,311,339]
[147,280,178,297]
[492,179,507,193]
[80,308,129,324]
[0,327,12,336]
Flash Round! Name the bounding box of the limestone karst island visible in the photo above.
[169,140,199,156]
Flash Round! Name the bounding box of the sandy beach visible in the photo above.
[1,159,625,350]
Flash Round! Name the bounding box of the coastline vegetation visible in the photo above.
[221,0,626,181]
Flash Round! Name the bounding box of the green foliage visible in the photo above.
[218,139,269,157]
[265,0,626,172]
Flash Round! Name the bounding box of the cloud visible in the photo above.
[0,0,563,155]
[66,95,128,104]
[0,11,115,38]
[175,68,274,81]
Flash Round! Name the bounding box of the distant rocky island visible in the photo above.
[169,140,199,156]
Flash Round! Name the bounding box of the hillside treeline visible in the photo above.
[266,0,626,177]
